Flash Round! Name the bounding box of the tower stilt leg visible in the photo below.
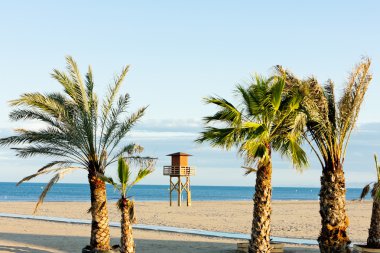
[186,177,191,206]
[169,176,172,206]
[178,176,182,207]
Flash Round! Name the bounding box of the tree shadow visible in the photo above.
[0,232,237,253]
[0,232,318,253]
[0,245,55,253]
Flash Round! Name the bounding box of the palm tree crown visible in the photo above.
[279,58,372,169]
[197,74,308,170]
[0,56,151,211]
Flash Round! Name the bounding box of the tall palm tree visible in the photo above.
[197,74,308,253]
[278,58,372,252]
[100,156,154,253]
[359,154,380,248]
[0,56,152,252]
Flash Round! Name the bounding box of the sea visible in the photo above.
[0,182,369,202]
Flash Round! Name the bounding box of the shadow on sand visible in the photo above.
[0,245,55,253]
[0,232,237,253]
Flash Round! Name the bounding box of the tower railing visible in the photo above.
[163,166,196,176]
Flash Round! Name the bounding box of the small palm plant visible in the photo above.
[359,154,380,248]
[100,156,154,253]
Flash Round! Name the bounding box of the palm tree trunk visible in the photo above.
[88,172,111,251]
[318,163,350,253]
[367,189,380,248]
[120,198,136,253]
[249,157,272,253]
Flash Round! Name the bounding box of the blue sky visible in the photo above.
[0,1,379,187]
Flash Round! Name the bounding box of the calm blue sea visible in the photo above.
[0,182,368,202]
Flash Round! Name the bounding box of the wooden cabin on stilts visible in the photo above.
[163,152,195,206]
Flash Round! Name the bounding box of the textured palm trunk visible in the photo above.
[249,156,272,253]
[367,188,380,248]
[318,163,350,253]
[88,172,111,251]
[120,198,136,253]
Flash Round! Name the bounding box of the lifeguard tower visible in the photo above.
[163,152,195,206]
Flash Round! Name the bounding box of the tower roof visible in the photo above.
[166,152,192,156]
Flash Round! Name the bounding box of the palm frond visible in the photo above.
[359,184,371,200]
[196,127,240,150]
[324,80,337,131]
[37,161,73,172]
[118,157,130,186]
[108,143,144,165]
[8,127,86,159]
[235,85,255,117]
[131,166,154,186]
[338,58,372,161]
[51,69,78,104]
[85,66,94,101]
[99,65,130,151]
[285,135,308,170]
[203,96,242,126]
[12,145,86,167]
[17,166,71,186]
[122,156,157,172]
[106,106,147,154]
[270,77,285,111]
[65,56,89,112]
[242,166,257,175]
[9,109,63,130]
[100,93,130,149]
[9,93,66,120]
[33,167,79,213]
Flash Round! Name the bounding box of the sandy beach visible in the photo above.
[0,200,372,252]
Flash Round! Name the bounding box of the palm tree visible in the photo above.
[359,154,380,248]
[278,58,372,252]
[100,156,154,253]
[0,56,153,252]
[197,74,308,253]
